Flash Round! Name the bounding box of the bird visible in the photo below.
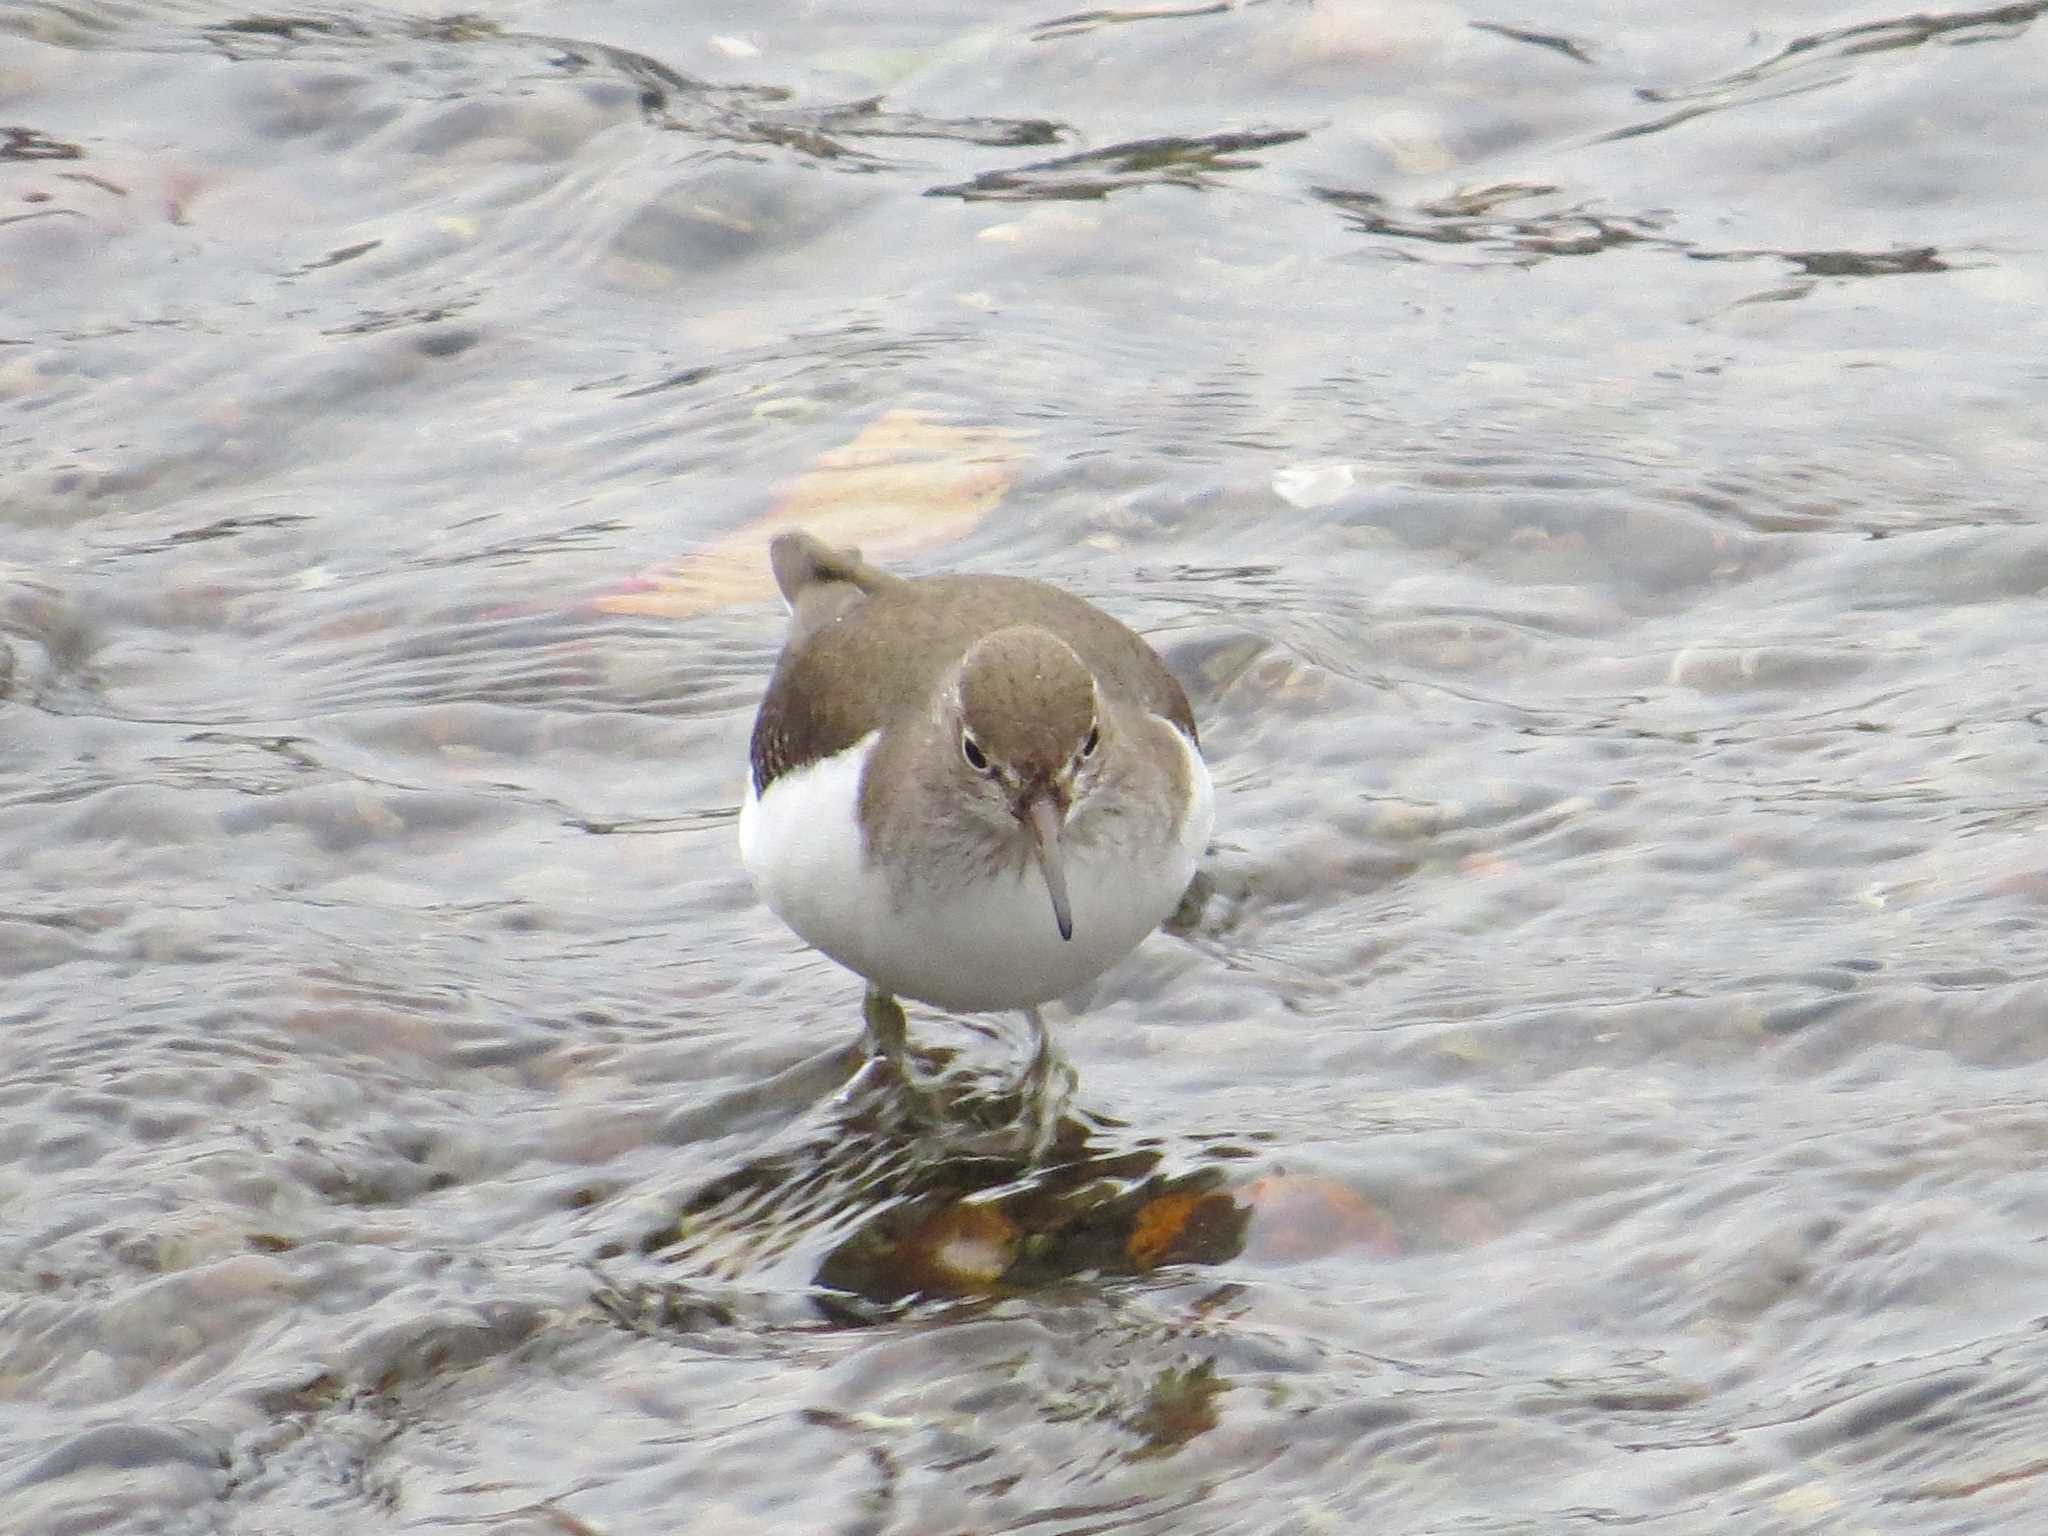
[739,531,1213,1112]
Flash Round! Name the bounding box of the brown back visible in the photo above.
[750,535,1197,793]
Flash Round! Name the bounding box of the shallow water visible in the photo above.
[5,0,2048,1530]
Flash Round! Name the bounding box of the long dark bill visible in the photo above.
[1021,791,1074,942]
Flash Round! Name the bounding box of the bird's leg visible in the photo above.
[862,986,914,1077]
[1021,1007,1054,1088]
[860,986,955,1129]
[1018,1007,1073,1160]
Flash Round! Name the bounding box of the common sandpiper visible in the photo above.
[740,531,1213,1118]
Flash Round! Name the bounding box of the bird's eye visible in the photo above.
[962,732,991,773]
[1079,723,1100,760]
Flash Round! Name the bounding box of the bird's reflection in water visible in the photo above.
[611,1014,1258,1322]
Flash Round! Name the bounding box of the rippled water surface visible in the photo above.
[6,0,2048,1530]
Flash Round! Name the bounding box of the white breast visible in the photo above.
[739,733,886,987]
[740,730,1212,1013]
